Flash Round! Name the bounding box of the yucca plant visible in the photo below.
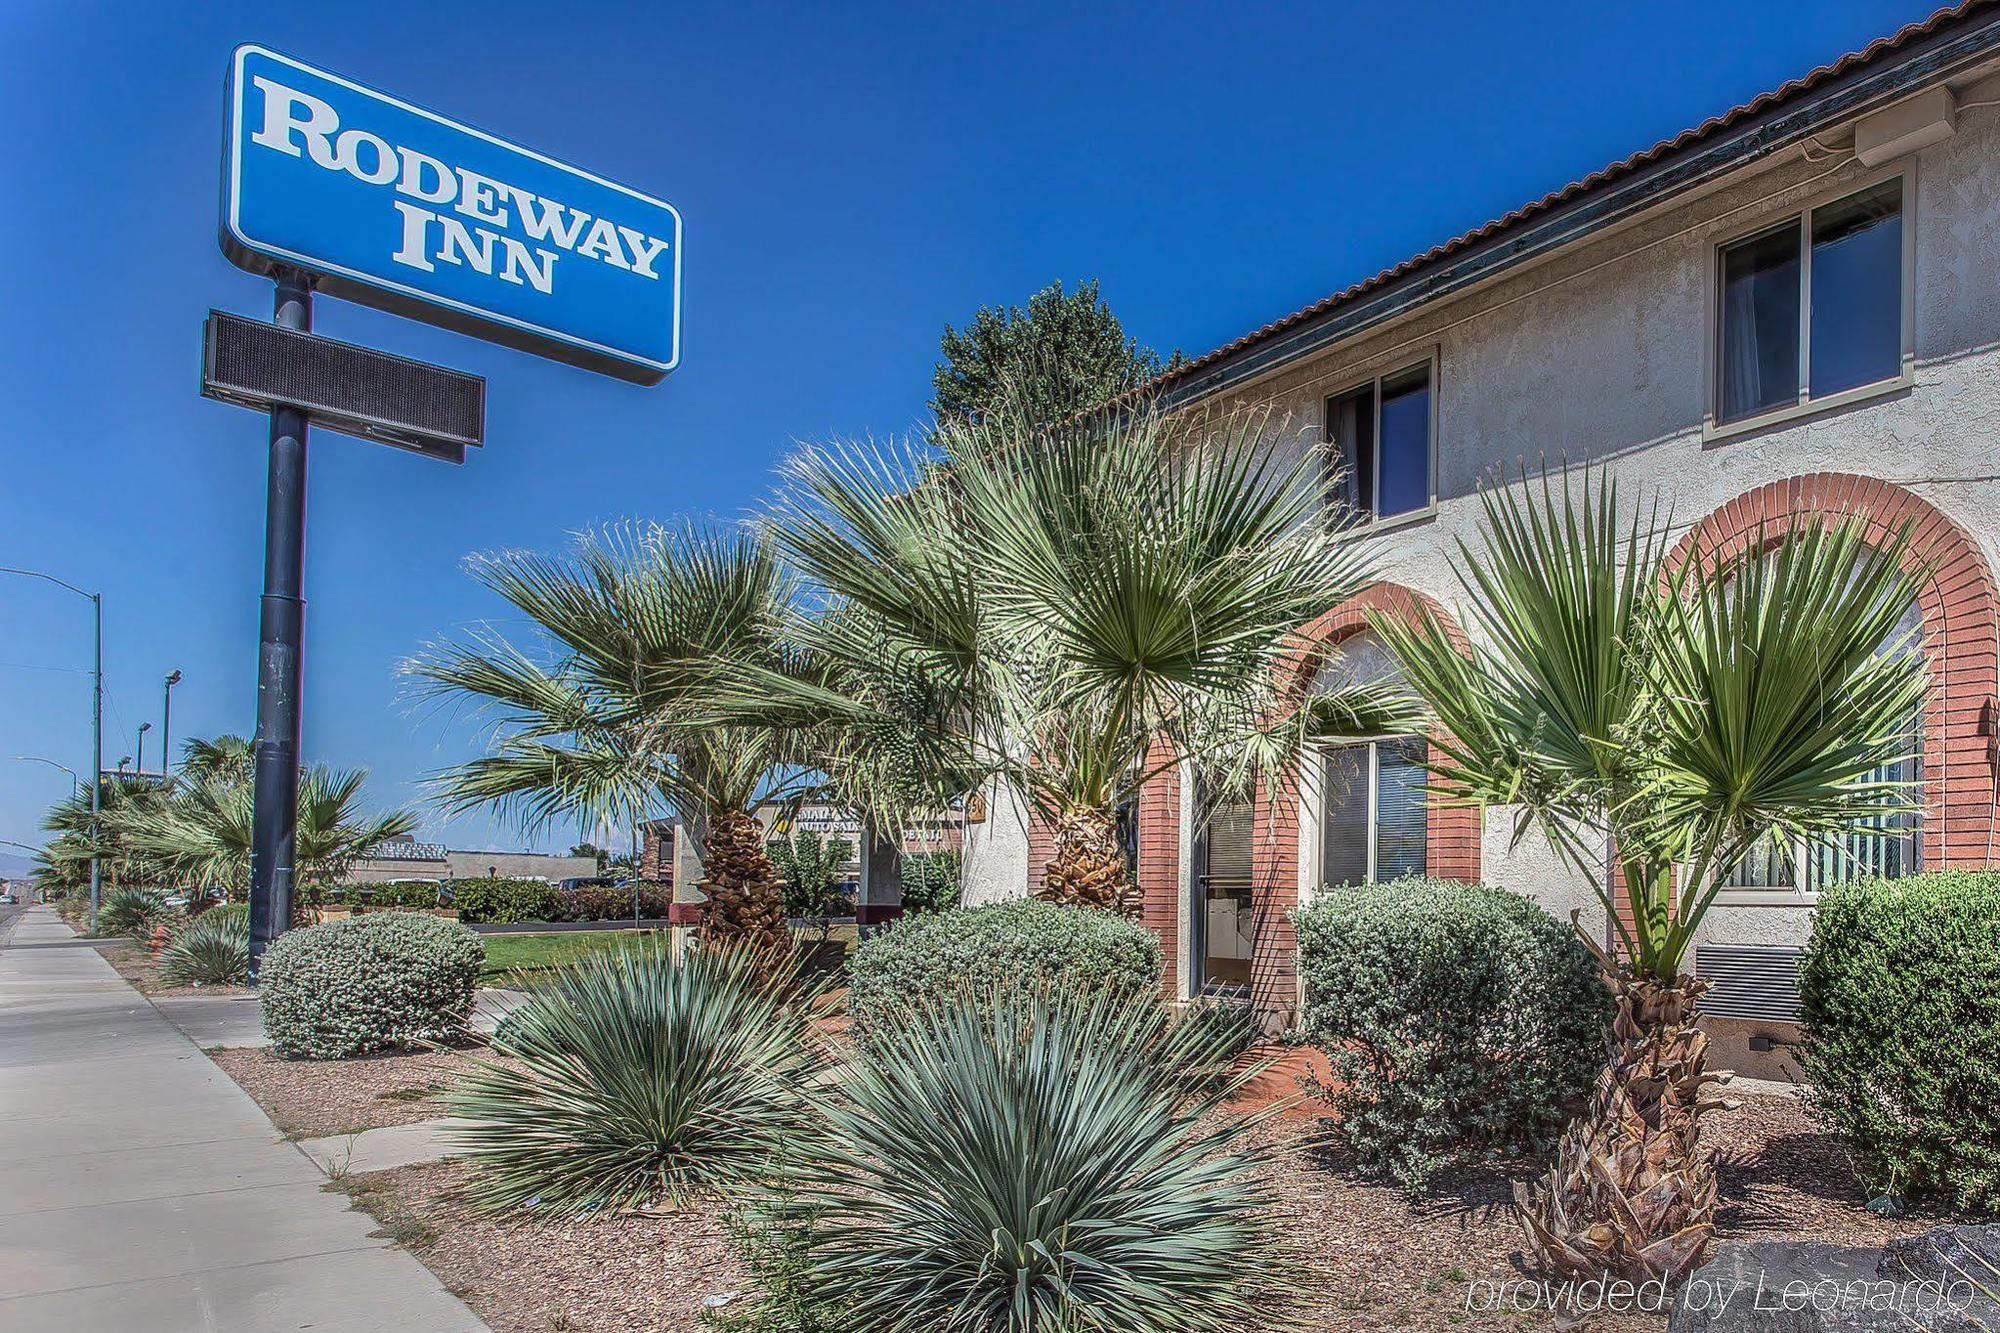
[1371,469,1927,1283]
[779,985,1290,1332]
[157,906,250,987]
[446,941,822,1215]
[98,886,169,937]
[411,523,827,951]
[723,388,1390,914]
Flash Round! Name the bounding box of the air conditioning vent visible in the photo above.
[1695,944,1805,1023]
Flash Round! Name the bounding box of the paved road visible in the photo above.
[0,905,488,1332]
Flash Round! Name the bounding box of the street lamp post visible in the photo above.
[137,722,153,780]
[162,670,182,782]
[14,757,81,798]
[0,567,104,931]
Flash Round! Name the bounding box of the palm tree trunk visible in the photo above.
[699,809,791,951]
[1516,959,1722,1286]
[1039,807,1133,913]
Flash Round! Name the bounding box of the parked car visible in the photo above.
[560,876,619,893]
[0,892,18,905]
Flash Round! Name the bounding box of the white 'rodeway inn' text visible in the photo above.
[246,76,672,297]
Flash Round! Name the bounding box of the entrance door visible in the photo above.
[1192,788,1255,995]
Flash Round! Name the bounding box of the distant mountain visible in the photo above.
[0,851,37,879]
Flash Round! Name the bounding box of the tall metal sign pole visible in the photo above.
[247,270,313,972]
[211,45,680,971]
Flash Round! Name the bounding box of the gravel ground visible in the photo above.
[210,1044,493,1138]
[335,1088,1938,1332]
[338,1162,744,1333]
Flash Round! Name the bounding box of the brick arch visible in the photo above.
[1670,474,2000,872]
[1247,582,1482,1015]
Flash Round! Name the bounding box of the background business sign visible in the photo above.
[223,45,681,384]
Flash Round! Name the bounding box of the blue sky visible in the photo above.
[0,0,1935,861]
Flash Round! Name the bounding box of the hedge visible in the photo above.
[847,898,1160,1039]
[1295,878,1608,1192]
[451,877,563,924]
[355,879,444,911]
[1799,870,2000,1212]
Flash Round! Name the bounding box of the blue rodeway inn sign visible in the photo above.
[222,44,682,384]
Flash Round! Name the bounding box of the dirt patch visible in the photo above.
[337,1161,744,1333]
[209,1044,493,1138]
[95,937,253,1000]
[1260,1089,1936,1330]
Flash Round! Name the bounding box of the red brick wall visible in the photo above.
[1135,753,1183,997]
[1025,810,1054,893]
[1670,474,2000,873]
[639,822,672,882]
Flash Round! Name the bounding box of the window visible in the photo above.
[1326,359,1433,521]
[1725,595,1922,893]
[1319,737,1429,888]
[1715,177,1906,427]
[1310,629,1428,887]
[1723,749,1920,892]
[1194,786,1255,994]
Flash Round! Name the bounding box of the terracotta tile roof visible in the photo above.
[1145,0,1996,402]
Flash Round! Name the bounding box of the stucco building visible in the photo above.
[345,836,598,886]
[962,1,2000,1076]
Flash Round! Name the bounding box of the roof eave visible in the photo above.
[1162,4,2000,409]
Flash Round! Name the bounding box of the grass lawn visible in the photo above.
[478,929,661,982]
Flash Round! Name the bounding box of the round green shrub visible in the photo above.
[1295,878,1609,1193]
[259,912,485,1059]
[1799,871,2000,1213]
[847,898,1161,1039]
[158,907,250,987]
[99,887,169,937]
[450,876,562,924]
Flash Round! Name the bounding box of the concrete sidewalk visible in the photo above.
[0,906,487,1332]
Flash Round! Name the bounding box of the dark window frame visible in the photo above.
[1315,735,1430,890]
[1708,171,1913,438]
[1323,353,1438,525]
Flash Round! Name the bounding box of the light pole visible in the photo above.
[162,670,182,781]
[136,722,153,780]
[14,756,80,798]
[0,837,42,901]
[0,567,103,931]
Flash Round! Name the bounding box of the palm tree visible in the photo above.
[36,774,166,898]
[121,765,415,910]
[179,733,254,785]
[409,523,820,950]
[1370,470,1926,1283]
[736,390,1386,911]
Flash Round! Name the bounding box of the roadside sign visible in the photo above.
[222,44,681,384]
